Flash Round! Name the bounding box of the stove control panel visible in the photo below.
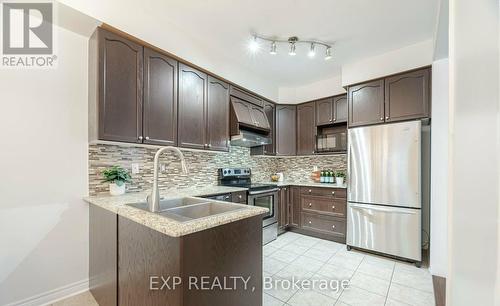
[219,168,251,177]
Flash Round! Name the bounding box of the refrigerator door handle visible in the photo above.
[349,204,419,214]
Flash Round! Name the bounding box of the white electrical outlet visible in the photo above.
[131,163,140,174]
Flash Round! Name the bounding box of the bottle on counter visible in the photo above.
[329,170,334,183]
[320,170,325,183]
[325,170,330,183]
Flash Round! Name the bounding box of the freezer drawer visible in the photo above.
[347,202,421,261]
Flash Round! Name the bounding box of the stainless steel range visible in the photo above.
[218,168,279,244]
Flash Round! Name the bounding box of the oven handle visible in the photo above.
[248,188,280,195]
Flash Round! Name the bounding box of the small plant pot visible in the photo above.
[335,177,344,186]
[109,183,126,196]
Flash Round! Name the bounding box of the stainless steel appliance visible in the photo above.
[347,120,429,262]
[218,168,279,244]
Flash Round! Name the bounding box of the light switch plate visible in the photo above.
[131,163,140,174]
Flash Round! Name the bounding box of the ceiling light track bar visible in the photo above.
[250,33,333,60]
[252,34,333,49]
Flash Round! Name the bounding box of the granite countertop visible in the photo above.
[258,181,348,189]
[84,185,267,238]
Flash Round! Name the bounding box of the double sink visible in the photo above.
[127,197,246,222]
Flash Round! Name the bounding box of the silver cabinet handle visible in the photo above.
[332,205,335,209]
[145,136,150,140]
[332,225,335,229]
[386,116,389,120]
[308,203,312,207]
[308,221,312,224]
[138,136,143,140]
[380,117,383,121]
[238,195,242,199]
[332,191,335,195]
[308,189,312,193]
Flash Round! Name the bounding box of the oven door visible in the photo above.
[248,189,279,226]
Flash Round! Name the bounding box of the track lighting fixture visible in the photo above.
[270,41,277,55]
[248,34,333,60]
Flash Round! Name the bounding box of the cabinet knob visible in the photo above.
[309,221,312,224]
[332,205,335,209]
[333,119,336,122]
[329,119,333,122]
[138,136,143,140]
[386,116,390,120]
[205,144,208,147]
[380,117,383,121]
[308,203,312,207]
[145,136,150,140]
[208,144,211,148]
[284,188,287,191]
[238,195,242,199]
[308,189,312,193]
[332,191,335,195]
[332,225,336,229]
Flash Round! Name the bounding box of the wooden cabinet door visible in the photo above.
[275,105,296,156]
[263,102,275,154]
[289,186,301,227]
[348,79,385,127]
[278,187,289,229]
[207,76,229,151]
[143,48,177,146]
[98,28,143,143]
[316,98,334,125]
[250,106,270,130]
[333,94,348,123]
[297,102,316,155]
[178,63,207,149]
[385,68,430,122]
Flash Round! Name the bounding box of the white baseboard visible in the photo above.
[5,278,89,306]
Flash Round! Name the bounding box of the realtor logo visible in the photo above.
[1,1,57,68]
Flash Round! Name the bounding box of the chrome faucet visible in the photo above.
[147,146,188,212]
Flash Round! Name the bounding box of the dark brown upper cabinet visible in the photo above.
[229,86,263,107]
[178,63,208,150]
[384,68,430,122]
[143,48,178,146]
[316,98,334,126]
[333,94,348,123]
[96,28,143,143]
[275,105,296,156]
[297,102,316,155]
[206,76,230,151]
[348,79,385,127]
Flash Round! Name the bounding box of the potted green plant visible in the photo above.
[102,166,131,196]
[335,170,346,186]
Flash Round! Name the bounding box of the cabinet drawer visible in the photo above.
[301,212,346,238]
[300,187,346,199]
[301,195,346,217]
[231,191,247,204]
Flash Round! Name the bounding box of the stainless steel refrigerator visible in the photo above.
[347,120,430,262]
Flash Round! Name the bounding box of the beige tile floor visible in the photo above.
[263,232,435,306]
[54,232,435,306]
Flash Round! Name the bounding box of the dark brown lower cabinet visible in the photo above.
[289,186,301,227]
[278,187,289,231]
[90,205,263,306]
[282,186,346,243]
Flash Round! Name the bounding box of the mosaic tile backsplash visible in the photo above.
[89,144,347,195]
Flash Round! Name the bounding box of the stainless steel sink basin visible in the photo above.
[126,197,246,222]
[160,202,245,222]
[127,197,210,212]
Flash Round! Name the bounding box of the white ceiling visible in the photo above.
[155,0,439,87]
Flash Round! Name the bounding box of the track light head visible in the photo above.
[308,43,316,58]
[325,47,332,60]
[270,41,277,55]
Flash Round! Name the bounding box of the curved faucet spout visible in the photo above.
[148,146,188,212]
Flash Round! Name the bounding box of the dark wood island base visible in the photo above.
[90,205,263,306]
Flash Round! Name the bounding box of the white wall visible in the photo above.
[448,0,499,305]
[278,75,346,104]
[429,58,449,278]
[57,0,279,101]
[0,25,90,305]
[341,39,434,86]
